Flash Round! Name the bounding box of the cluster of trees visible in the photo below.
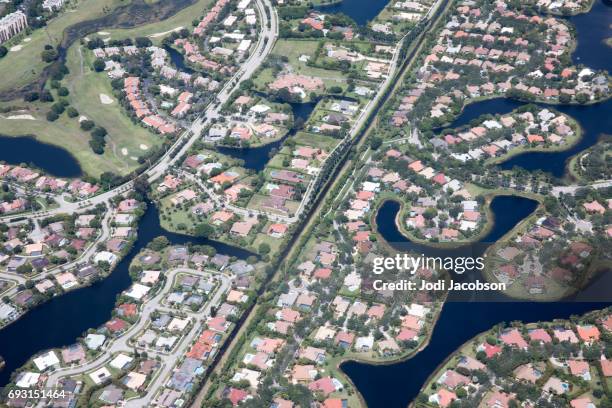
[79,119,108,154]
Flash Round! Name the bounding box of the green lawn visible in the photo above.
[0,44,162,178]
[0,0,125,93]
[292,131,341,151]
[63,45,162,175]
[253,39,349,95]
[103,0,215,42]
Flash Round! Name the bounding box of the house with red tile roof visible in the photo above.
[308,377,337,396]
[528,328,552,344]
[500,329,529,349]
[429,388,457,407]
[576,325,600,342]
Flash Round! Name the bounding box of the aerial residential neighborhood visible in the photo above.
[0,0,609,407]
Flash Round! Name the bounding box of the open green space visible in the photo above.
[63,45,163,175]
[292,130,341,151]
[252,39,349,95]
[0,0,125,93]
[103,0,215,42]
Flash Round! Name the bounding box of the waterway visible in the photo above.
[0,203,252,386]
[0,135,82,178]
[342,301,610,408]
[435,0,612,177]
[438,98,612,178]
[315,0,391,26]
[344,196,611,407]
[216,101,317,170]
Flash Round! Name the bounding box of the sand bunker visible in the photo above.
[79,115,88,122]
[139,144,149,150]
[148,26,184,38]
[97,31,110,35]
[99,93,114,104]
[10,45,22,52]
[121,148,128,156]
[6,114,35,120]
[23,38,31,42]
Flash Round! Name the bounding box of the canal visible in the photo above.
[216,101,317,171]
[0,203,252,386]
[341,2,612,405]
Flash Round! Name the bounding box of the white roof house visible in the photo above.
[110,353,133,370]
[33,351,60,371]
[125,283,151,300]
[85,333,106,350]
[16,372,40,388]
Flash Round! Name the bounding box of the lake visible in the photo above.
[0,135,82,178]
[315,0,391,26]
[344,196,611,407]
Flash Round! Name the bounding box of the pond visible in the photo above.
[216,101,317,171]
[164,45,195,74]
[0,135,82,178]
[315,0,391,26]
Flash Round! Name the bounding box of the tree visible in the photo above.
[93,58,105,72]
[66,107,79,118]
[24,92,39,102]
[41,49,59,63]
[195,223,214,238]
[135,37,152,48]
[133,176,150,197]
[80,120,95,131]
[40,90,54,102]
[91,127,107,138]
[57,87,69,97]
[575,93,589,104]
[149,236,170,251]
[89,138,105,154]
[46,111,59,121]
[370,136,382,150]
[258,243,271,255]
[16,263,33,274]
[0,45,7,58]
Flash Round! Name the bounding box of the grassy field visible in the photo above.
[0,0,125,93]
[292,131,341,151]
[253,39,349,95]
[63,44,162,174]
[102,0,214,42]
[0,110,133,177]
[0,44,162,178]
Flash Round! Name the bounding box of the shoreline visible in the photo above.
[337,293,448,408]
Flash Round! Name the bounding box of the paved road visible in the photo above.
[41,268,231,404]
[0,204,113,300]
[551,180,612,197]
[1,0,278,225]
